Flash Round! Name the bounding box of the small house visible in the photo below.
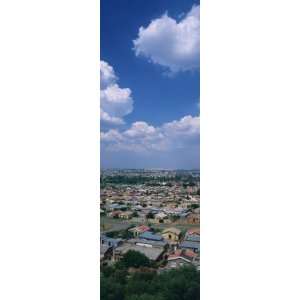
[119,211,133,220]
[139,231,164,242]
[162,227,181,242]
[128,225,151,237]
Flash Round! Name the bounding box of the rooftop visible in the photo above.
[179,241,200,251]
[185,234,200,243]
[128,238,167,248]
[115,243,164,261]
[162,227,181,235]
[129,225,151,233]
[139,231,163,241]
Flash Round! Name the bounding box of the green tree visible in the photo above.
[101,274,124,300]
[191,204,200,209]
[126,294,165,300]
[132,211,139,218]
[146,212,154,219]
[121,250,150,268]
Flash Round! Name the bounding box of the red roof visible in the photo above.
[137,225,151,232]
[187,228,200,235]
[168,249,197,260]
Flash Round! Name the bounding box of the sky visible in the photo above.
[100,0,200,169]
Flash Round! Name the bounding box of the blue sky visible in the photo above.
[100,0,200,169]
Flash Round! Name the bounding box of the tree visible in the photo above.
[101,274,124,300]
[184,282,200,300]
[120,230,133,239]
[101,265,114,277]
[170,215,180,222]
[100,255,199,300]
[191,204,199,209]
[121,250,150,268]
[146,212,154,219]
[126,294,165,300]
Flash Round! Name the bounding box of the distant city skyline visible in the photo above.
[100,0,200,169]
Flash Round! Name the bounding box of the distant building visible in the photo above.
[108,203,127,211]
[154,212,168,221]
[128,238,168,250]
[119,211,133,220]
[187,213,200,224]
[184,229,200,243]
[108,210,122,218]
[186,228,200,235]
[114,241,166,262]
[128,225,151,237]
[100,235,123,248]
[166,249,198,269]
[162,227,181,242]
[179,240,200,253]
[100,244,113,265]
[138,231,164,242]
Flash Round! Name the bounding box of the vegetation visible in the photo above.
[101,252,200,300]
[132,211,139,218]
[101,174,199,188]
[116,250,151,269]
[106,229,134,239]
[190,204,200,210]
[170,215,180,222]
[146,212,155,219]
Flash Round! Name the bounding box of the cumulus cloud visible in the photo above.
[100,109,124,125]
[100,60,133,125]
[100,60,117,89]
[124,121,156,138]
[133,5,200,73]
[101,115,199,153]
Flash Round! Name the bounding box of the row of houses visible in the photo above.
[100,225,200,271]
[105,204,200,224]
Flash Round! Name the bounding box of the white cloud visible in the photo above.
[100,109,124,125]
[133,5,200,74]
[101,115,199,153]
[100,60,117,89]
[101,129,124,142]
[100,60,133,125]
[124,121,156,138]
[163,115,200,136]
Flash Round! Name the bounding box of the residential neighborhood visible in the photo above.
[100,169,200,272]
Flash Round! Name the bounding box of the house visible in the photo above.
[179,240,200,253]
[187,213,200,224]
[128,225,151,237]
[184,228,200,243]
[186,228,200,235]
[108,210,123,218]
[150,207,161,213]
[119,211,133,220]
[139,231,164,242]
[107,203,127,211]
[128,238,168,250]
[165,249,197,269]
[133,205,143,211]
[114,242,165,262]
[162,227,181,242]
[100,244,113,265]
[154,212,168,221]
[100,235,123,248]
[184,234,200,243]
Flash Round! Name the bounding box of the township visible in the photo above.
[100,169,200,272]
